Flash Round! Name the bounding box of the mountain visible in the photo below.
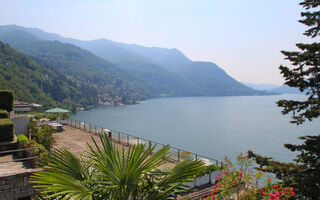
[242,83,280,91]
[0,28,150,105]
[0,41,99,110]
[0,25,202,97]
[0,25,271,100]
[268,85,302,94]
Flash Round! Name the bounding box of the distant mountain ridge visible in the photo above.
[243,82,303,94]
[242,82,280,91]
[0,25,272,106]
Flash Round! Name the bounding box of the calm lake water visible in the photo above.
[71,94,319,162]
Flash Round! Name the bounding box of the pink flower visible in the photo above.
[225,171,228,174]
[211,195,216,199]
[239,171,243,176]
[261,192,266,196]
[213,188,218,194]
[275,191,280,197]
[290,187,293,192]
[273,185,278,189]
[291,192,295,197]
[217,176,220,181]
[242,156,246,159]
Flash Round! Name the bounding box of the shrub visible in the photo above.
[0,110,9,118]
[0,118,14,142]
[17,134,29,143]
[31,124,56,149]
[0,90,14,112]
[197,164,222,177]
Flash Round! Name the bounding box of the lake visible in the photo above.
[71,94,319,162]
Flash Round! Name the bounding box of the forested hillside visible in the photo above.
[0,41,96,110]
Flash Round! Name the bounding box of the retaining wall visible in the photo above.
[0,169,39,200]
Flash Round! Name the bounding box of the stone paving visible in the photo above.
[55,125,175,170]
[0,151,33,176]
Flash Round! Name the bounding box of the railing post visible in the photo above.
[137,137,139,145]
[178,149,180,162]
[118,132,120,143]
[89,124,91,133]
[196,154,198,160]
[127,135,129,146]
[108,130,112,139]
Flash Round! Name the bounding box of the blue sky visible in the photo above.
[0,0,310,84]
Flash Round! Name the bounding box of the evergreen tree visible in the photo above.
[248,0,320,199]
[277,0,320,125]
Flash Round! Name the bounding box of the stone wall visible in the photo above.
[0,169,40,200]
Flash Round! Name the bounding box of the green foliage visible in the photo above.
[277,0,320,125]
[0,90,14,112]
[0,118,14,142]
[17,134,28,143]
[0,109,9,118]
[29,118,55,149]
[31,133,205,200]
[248,135,320,199]
[197,164,222,177]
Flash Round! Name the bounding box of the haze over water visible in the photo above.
[71,94,319,162]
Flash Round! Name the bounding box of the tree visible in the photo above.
[277,0,320,125]
[248,0,320,199]
[31,133,205,200]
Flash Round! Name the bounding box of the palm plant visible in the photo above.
[31,133,205,200]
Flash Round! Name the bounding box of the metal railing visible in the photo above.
[67,119,219,165]
[0,147,40,164]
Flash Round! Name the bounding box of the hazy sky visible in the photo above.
[0,0,311,84]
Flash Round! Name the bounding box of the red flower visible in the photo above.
[213,188,218,194]
[261,192,265,196]
[239,171,243,176]
[242,156,246,159]
[291,192,295,197]
[273,185,278,189]
[217,176,220,181]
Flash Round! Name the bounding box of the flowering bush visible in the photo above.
[198,154,295,200]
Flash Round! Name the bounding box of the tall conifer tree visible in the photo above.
[248,1,320,199]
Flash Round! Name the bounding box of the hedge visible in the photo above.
[0,110,9,118]
[0,119,14,142]
[0,90,14,112]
